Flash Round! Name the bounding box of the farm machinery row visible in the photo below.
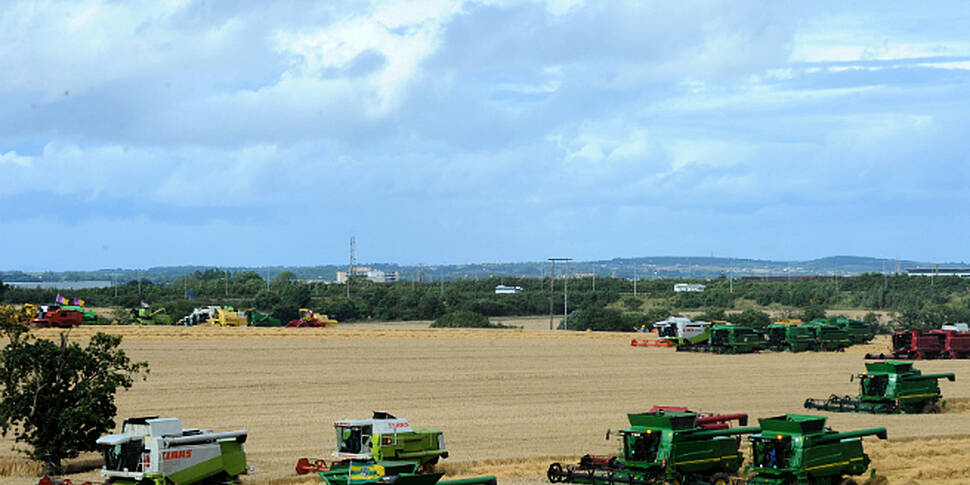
[634,316,874,354]
[547,408,887,485]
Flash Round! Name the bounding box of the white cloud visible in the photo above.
[0,150,33,167]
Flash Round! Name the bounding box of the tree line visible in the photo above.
[1,271,968,330]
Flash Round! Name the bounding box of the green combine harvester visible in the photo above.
[547,409,758,485]
[708,324,766,354]
[746,414,886,485]
[766,323,816,353]
[805,361,956,414]
[296,412,496,485]
[96,416,248,485]
[132,307,173,325]
[809,317,875,345]
[247,310,282,327]
[801,322,852,351]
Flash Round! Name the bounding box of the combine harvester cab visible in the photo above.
[709,324,766,354]
[805,361,956,414]
[766,320,815,353]
[297,412,494,485]
[746,414,885,485]
[547,409,758,485]
[96,416,248,485]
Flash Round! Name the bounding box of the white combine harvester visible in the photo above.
[96,416,248,485]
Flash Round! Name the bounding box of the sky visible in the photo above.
[1,0,968,270]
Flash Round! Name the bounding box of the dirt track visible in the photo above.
[1,325,967,484]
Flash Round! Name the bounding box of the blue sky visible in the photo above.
[1,1,968,270]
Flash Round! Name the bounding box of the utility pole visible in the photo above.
[347,236,356,299]
[592,272,596,292]
[563,259,572,330]
[634,270,638,297]
[548,259,556,330]
[225,270,229,297]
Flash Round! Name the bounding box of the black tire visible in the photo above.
[547,463,564,483]
[839,478,858,485]
[922,401,941,414]
[710,472,731,485]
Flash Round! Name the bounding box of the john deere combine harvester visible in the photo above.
[766,321,816,353]
[95,416,248,485]
[808,317,875,345]
[297,412,495,485]
[745,414,886,485]
[547,408,758,485]
[805,361,956,414]
[547,410,886,485]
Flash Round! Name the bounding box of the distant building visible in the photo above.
[495,285,524,294]
[674,283,706,293]
[906,268,970,278]
[336,266,400,283]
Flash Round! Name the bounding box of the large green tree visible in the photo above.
[0,306,149,476]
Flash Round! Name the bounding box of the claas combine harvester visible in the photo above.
[805,361,955,414]
[94,416,248,485]
[296,412,495,485]
[547,410,885,485]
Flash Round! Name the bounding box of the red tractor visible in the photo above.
[33,308,83,328]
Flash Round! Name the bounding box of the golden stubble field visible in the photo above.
[1,325,968,485]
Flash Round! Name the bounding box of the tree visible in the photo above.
[731,309,772,329]
[0,306,149,475]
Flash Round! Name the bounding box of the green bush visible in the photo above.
[730,309,772,329]
[564,306,630,332]
[431,310,509,328]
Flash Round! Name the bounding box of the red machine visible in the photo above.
[865,329,970,360]
[32,308,83,328]
[647,406,748,430]
[931,329,970,359]
[37,477,92,485]
[286,308,338,328]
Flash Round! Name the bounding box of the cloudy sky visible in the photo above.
[1,1,968,270]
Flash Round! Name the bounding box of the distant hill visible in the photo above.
[3,256,964,284]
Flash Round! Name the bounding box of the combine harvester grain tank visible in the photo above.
[804,361,955,414]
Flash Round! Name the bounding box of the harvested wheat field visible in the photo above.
[1,327,968,485]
